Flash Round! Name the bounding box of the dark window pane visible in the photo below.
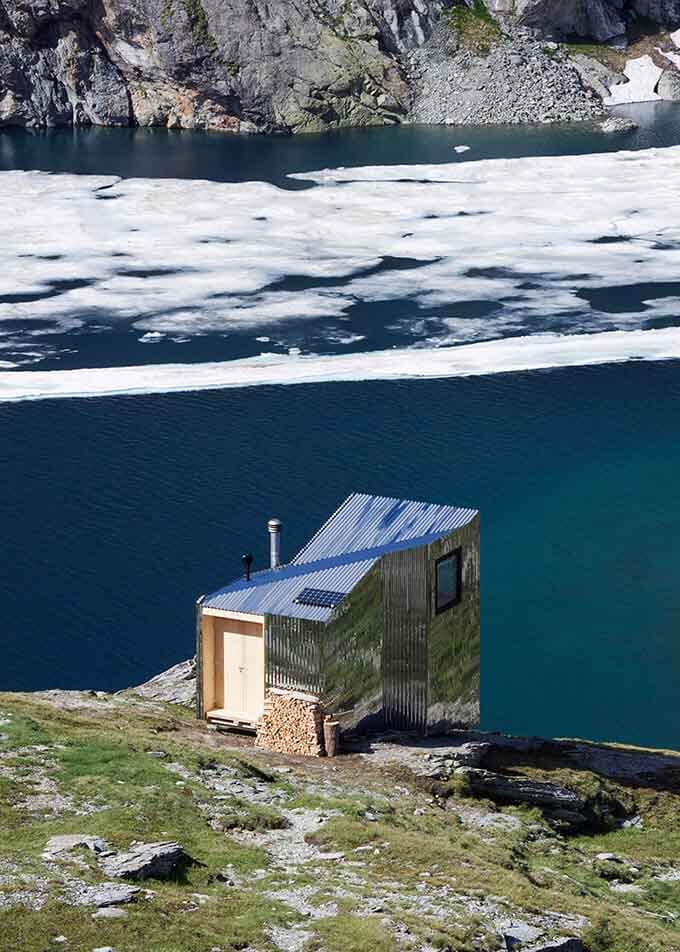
[436,551,460,613]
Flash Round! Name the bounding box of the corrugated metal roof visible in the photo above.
[293,493,478,564]
[202,493,478,622]
[202,555,378,622]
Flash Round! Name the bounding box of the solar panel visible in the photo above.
[294,587,347,609]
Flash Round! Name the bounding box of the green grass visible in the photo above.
[2,889,295,952]
[307,913,395,952]
[445,0,502,55]
[3,693,680,952]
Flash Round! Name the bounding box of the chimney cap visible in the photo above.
[268,518,282,531]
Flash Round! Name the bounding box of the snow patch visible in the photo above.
[604,55,663,104]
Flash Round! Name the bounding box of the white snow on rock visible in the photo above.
[3,327,680,403]
[604,55,662,105]
[659,46,680,70]
[671,28,680,49]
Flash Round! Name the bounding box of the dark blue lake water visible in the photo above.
[3,105,680,749]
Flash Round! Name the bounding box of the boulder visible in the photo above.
[69,883,140,907]
[657,68,680,100]
[92,907,127,920]
[43,835,109,861]
[129,658,197,707]
[525,940,584,952]
[417,742,491,778]
[570,53,625,100]
[100,841,186,881]
[455,768,587,812]
[454,767,626,833]
[502,920,543,948]
[598,115,639,133]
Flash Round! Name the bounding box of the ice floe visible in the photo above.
[2,327,680,403]
[2,144,680,392]
[1,145,680,367]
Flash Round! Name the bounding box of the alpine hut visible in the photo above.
[196,493,479,754]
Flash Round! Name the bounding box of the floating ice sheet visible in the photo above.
[2,327,680,403]
[2,145,680,391]
[1,145,680,364]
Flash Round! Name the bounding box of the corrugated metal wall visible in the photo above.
[265,614,324,695]
[262,517,480,736]
[320,563,384,731]
[381,546,429,732]
[427,515,480,731]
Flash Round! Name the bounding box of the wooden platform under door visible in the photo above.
[207,708,258,732]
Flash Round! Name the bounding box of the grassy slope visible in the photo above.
[445,1,503,55]
[1,692,680,951]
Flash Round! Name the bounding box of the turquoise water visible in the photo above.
[2,107,680,749]
[3,101,679,184]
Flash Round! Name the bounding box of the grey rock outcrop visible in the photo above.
[486,0,680,41]
[658,66,680,99]
[454,764,627,833]
[0,0,444,131]
[129,657,196,707]
[525,941,584,952]
[43,834,108,861]
[68,882,141,907]
[100,841,186,880]
[2,0,680,131]
[455,767,587,811]
[599,115,639,132]
[570,52,624,100]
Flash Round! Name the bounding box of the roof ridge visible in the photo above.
[214,529,449,597]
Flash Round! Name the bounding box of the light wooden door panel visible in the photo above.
[222,630,264,721]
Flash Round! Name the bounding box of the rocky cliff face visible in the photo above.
[486,0,680,42]
[2,0,680,132]
[0,0,444,130]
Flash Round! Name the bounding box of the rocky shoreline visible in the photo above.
[1,0,679,134]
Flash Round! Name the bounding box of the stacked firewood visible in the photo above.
[256,689,325,756]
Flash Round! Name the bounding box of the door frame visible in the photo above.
[199,609,265,725]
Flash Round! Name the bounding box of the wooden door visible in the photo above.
[223,630,264,722]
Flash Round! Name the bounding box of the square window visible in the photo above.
[436,550,461,614]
